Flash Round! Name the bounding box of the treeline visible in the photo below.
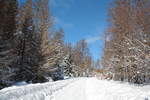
[0,0,93,89]
[101,0,150,84]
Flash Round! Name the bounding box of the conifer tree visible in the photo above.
[15,0,41,82]
[33,0,58,81]
[0,0,18,88]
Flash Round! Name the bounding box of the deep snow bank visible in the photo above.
[0,78,78,100]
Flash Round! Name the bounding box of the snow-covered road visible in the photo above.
[1,77,150,100]
[53,78,150,100]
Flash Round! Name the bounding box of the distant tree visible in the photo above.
[72,40,92,76]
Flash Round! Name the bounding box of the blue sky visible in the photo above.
[50,0,114,61]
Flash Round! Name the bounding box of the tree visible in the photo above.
[62,44,74,77]
[47,29,64,67]
[29,0,55,82]
[0,0,18,88]
[72,40,92,76]
[102,0,150,84]
[48,29,66,81]
[14,0,41,82]
[34,0,52,72]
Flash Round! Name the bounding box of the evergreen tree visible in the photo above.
[15,0,41,82]
[62,43,75,77]
[49,29,66,81]
[61,54,73,77]
[34,0,53,75]
[0,0,18,89]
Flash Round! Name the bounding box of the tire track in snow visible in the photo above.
[52,78,87,100]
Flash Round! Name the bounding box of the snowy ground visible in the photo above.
[1,77,150,100]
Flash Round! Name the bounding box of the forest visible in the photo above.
[0,0,150,90]
[0,0,94,89]
[101,0,150,84]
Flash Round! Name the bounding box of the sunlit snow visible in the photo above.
[0,77,150,100]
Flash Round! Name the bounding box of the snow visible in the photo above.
[0,78,77,100]
[45,77,53,82]
[1,77,150,100]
